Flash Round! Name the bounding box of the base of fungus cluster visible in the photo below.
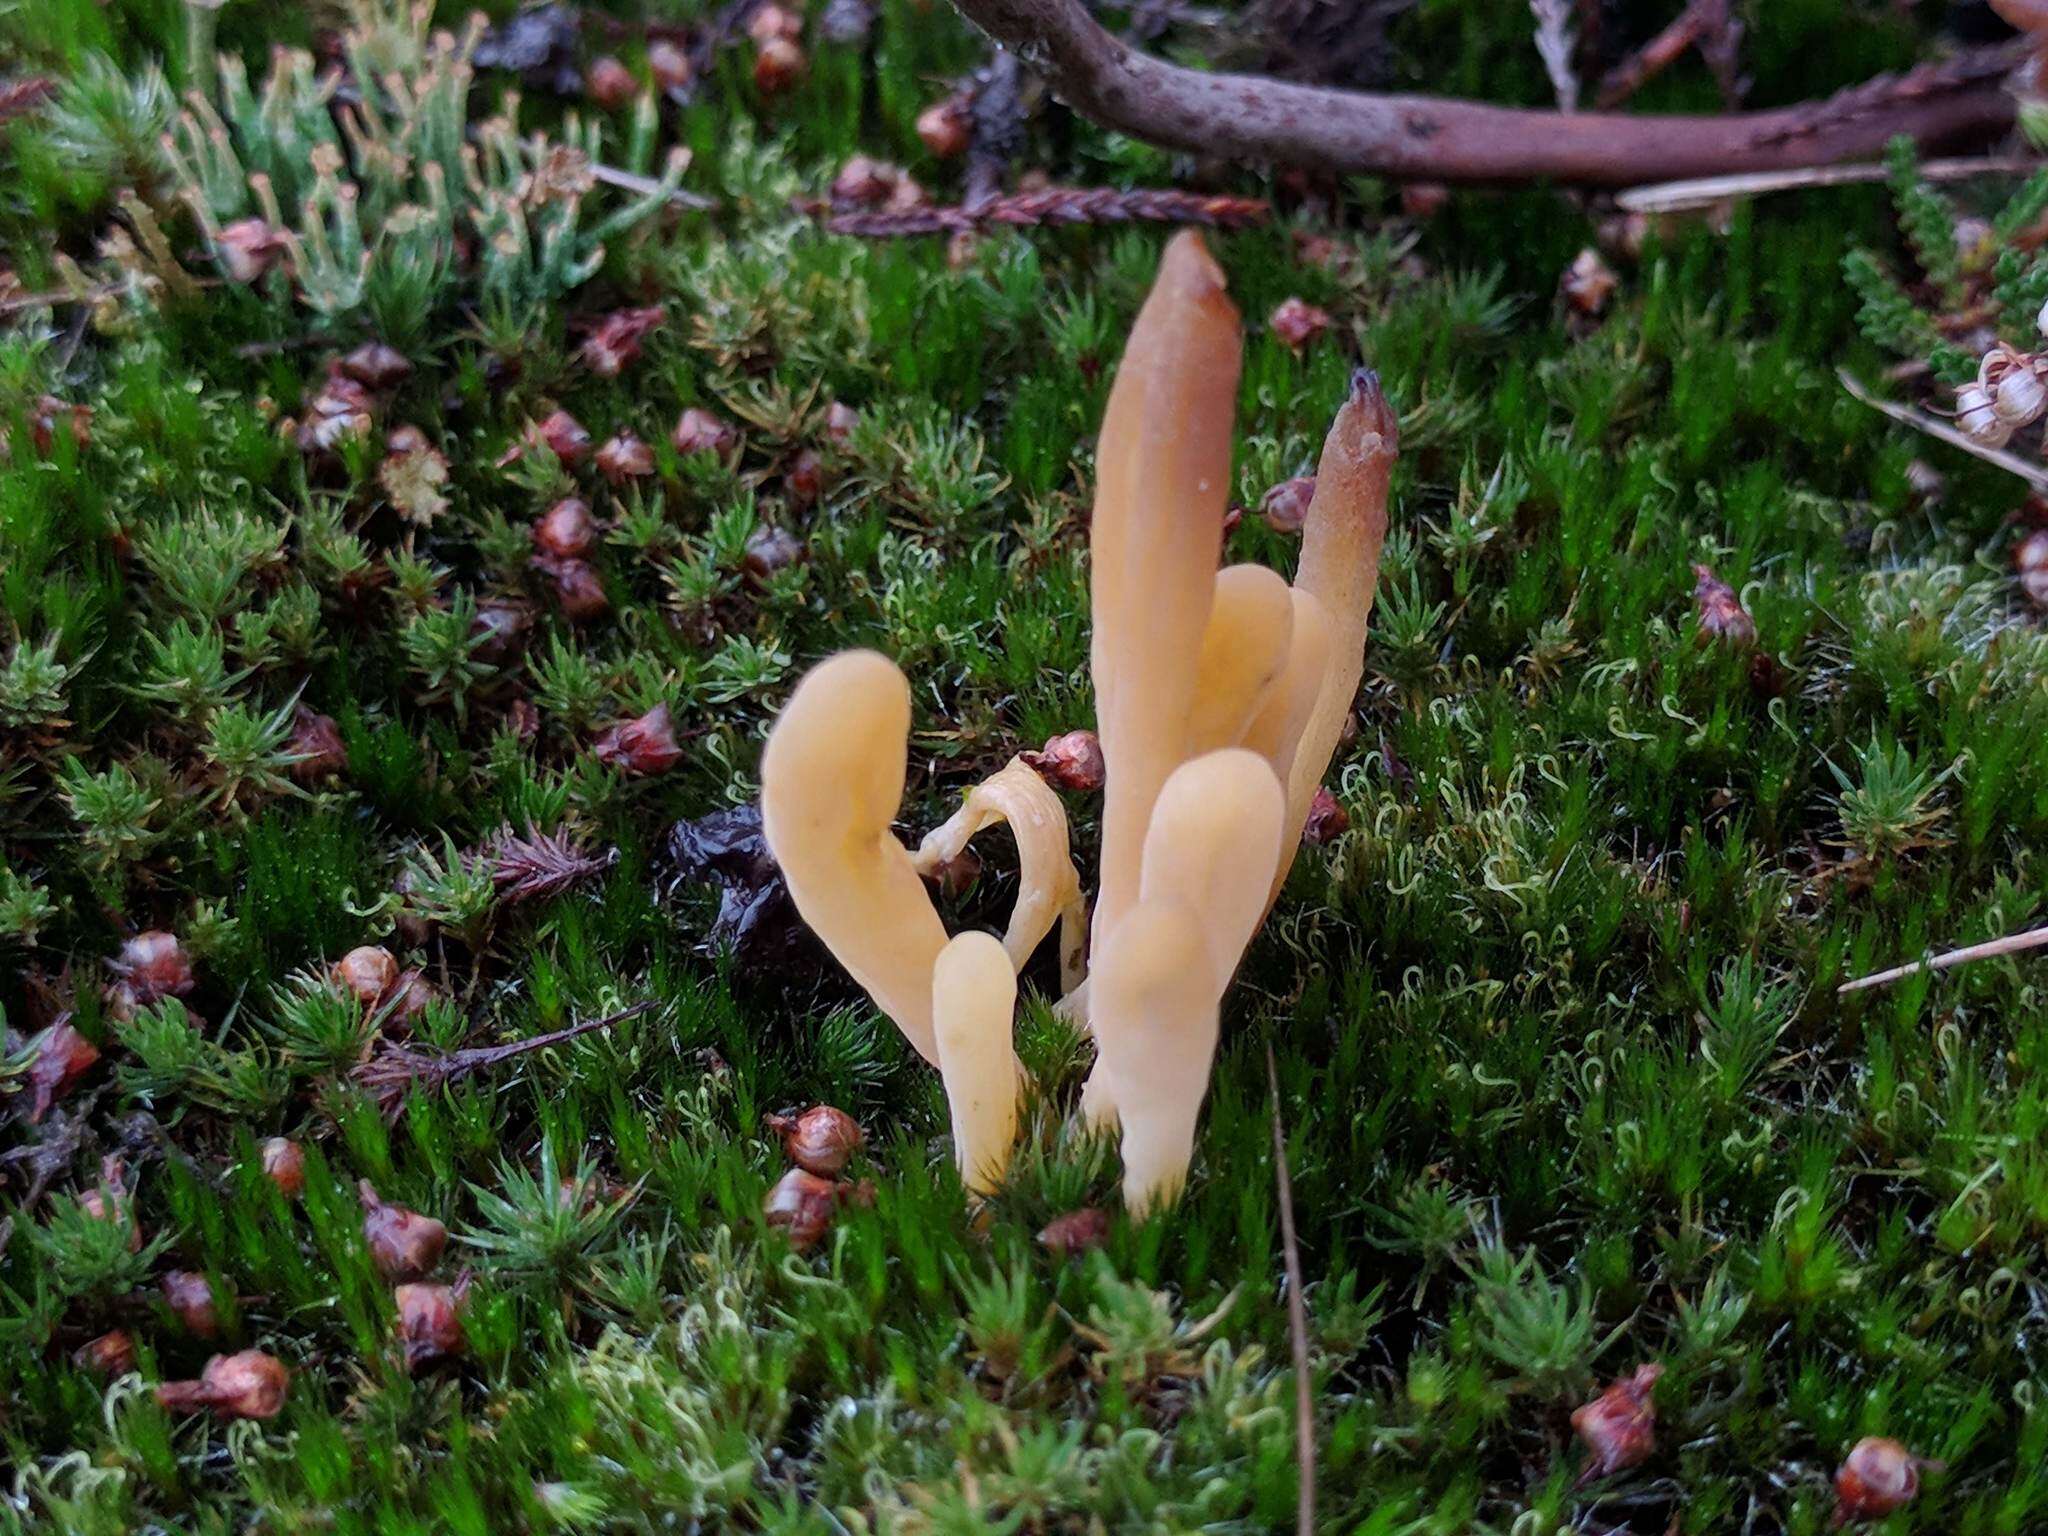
[761,230,1396,1214]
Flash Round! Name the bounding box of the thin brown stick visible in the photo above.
[1593,0,1716,110]
[1266,1042,1315,1536]
[820,185,1269,238]
[947,0,2021,185]
[1838,369,2048,493]
[1838,923,2048,994]
[1620,153,2042,213]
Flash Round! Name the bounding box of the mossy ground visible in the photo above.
[3,1,2047,1532]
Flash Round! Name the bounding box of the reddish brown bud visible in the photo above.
[28,1020,98,1123]
[1835,1436,1939,1524]
[31,395,92,455]
[1037,1207,1111,1257]
[288,707,348,781]
[337,342,413,391]
[763,1167,840,1250]
[647,40,692,95]
[1400,181,1450,219]
[333,945,400,1010]
[261,1137,306,1198]
[753,36,805,94]
[832,155,897,207]
[742,523,805,583]
[1269,296,1332,351]
[1302,785,1350,845]
[784,447,825,505]
[1571,1363,1663,1486]
[80,1159,142,1251]
[1259,475,1316,534]
[538,409,592,468]
[748,2,803,43]
[298,374,376,454]
[916,95,972,159]
[821,399,860,446]
[596,430,655,484]
[586,55,638,110]
[1692,564,1757,647]
[549,558,610,622]
[395,1279,468,1371]
[533,497,597,561]
[2017,527,2048,609]
[161,1270,221,1338]
[580,307,664,378]
[156,1350,289,1420]
[75,1329,136,1376]
[472,599,531,661]
[112,931,196,1004]
[592,703,685,776]
[765,1105,865,1177]
[359,1180,446,1281]
[672,406,739,458]
[384,969,434,1029]
[216,218,290,284]
[1020,729,1105,792]
[1562,248,1619,317]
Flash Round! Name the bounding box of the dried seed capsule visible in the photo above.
[27,1020,98,1123]
[1561,247,1619,316]
[217,218,289,283]
[579,307,664,378]
[338,342,413,391]
[1571,1363,1663,1485]
[672,406,739,458]
[161,1270,220,1338]
[763,1167,840,1250]
[749,2,803,42]
[1037,1207,1111,1257]
[764,1105,865,1177]
[75,1329,136,1376]
[538,409,592,467]
[1994,359,2047,425]
[916,95,972,159]
[1258,476,1316,534]
[784,447,826,505]
[1268,296,1332,350]
[288,708,348,781]
[1691,564,1757,647]
[359,1180,446,1281]
[1020,730,1105,792]
[1301,785,1350,845]
[596,431,655,484]
[647,40,691,95]
[586,55,638,110]
[156,1350,289,1420]
[1955,383,2011,448]
[384,969,434,1029]
[2017,527,2048,609]
[261,1137,306,1198]
[753,36,806,94]
[821,400,859,446]
[1835,1436,1936,1523]
[533,497,597,560]
[395,1280,467,1371]
[592,703,685,776]
[333,945,400,1010]
[112,931,196,1003]
[831,155,897,207]
[549,558,610,622]
[742,523,805,583]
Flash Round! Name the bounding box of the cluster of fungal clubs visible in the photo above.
[1952,308,2048,451]
[760,233,1395,1213]
[760,1105,870,1250]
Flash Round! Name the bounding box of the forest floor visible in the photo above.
[2,0,2046,1532]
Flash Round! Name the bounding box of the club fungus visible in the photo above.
[760,230,1397,1212]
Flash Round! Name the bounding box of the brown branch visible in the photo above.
[1267,1043,1315,1536]
[351,1001,653,1117]
[1593,0,1719,110]
[948,0,2022,185]
[820,185,1269,238]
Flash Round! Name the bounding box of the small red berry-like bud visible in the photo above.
[533,497,597,561]
[764,1105,865,1177]
[30,395,93,455]
[1571,1363,1663,1485]
[75,1329,136,1376]
[763,1167,840,1250]
[333,945,400,1010]
[112,931,197,1004]
[337,341,413,391]
[472,599,531,661]
[1258,475,1316,534]
[753,35,806,94]
[1561,247,1619,317]
[748,2,803,42]
[784,447,826,505]
[1692,564,1757,647]
[80,1159,142,1251]
[261,1137,306,1198]
[395,1279,468,1371]
[1020,730,1105,792]
[1037,1207,1112,1257]
[2016,526,2048,610]
[156,1350,289,1420]
[742,524,805,583]
[549,558,610,622]
[821,399,859,446]
[831,155,895,207]
[161,1270,221,1338]
[538,409,592,468]
[585,55,638,110]
[592,703,685,776]
[1302,785,1350,845]
[672,406,739,458]
[27,1020,98,1123]
[359,1180,447,1281]
[596,431,655,484]
[216,218,289,283]
[916,95,972,159]
[647,40,691,96]
[580,306,664,378]
[1400,181,1450,219]
[1835,1436,1938,1524]
[1269,296,1332,351]
[298,373,376,454]
[384,969,434,1029]
[288,707,348,781]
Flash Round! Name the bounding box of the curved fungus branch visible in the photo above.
[913,757,1088,995]
[932,930,1023,1195]
[1089,229,1243,951]
[760,650,950,1066]
[1186,564,1296,757]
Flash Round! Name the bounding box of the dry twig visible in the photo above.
[1594,0,1724,110]
[946,0,2022,184]
[1838,923,2048,994]
[1838,369,2048,493]
[819,185,1269,237]
[1267,1043,1315,1536]
[352,1001,653,1117]
[1620,153,2041,213]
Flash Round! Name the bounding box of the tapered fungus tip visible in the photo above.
[1346,365,1400,444]
[1156,229,1237,322]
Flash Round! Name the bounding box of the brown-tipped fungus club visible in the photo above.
[762,231,1395,1212]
